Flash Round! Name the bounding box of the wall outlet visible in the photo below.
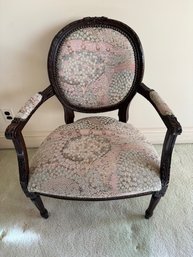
[1,108,14,122]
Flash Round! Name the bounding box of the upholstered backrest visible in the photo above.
[48,17,144,112]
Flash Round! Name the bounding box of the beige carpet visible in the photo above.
[0,145,193,257]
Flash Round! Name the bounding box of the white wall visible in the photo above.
[0,0,193,147]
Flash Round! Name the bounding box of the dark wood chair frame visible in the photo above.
[5,17,182,219]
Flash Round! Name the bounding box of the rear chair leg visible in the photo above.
[29,193,49,219]
[145,193,162,219]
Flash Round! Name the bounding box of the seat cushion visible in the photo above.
[28,117,161,198]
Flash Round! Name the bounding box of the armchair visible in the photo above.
[5,17,182,219]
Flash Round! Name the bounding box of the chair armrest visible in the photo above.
[137,83,182,195]
[5,85,54,140]
[5,85,54,191]
[137,83,182,135]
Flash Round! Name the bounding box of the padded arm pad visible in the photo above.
[5,85,54,140]
[137,83,182,135]
[149,91,173,116]
[15,93,43,120]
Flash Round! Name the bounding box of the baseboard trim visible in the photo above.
[141,127,193,144]
[0,127,192,149]
[0,131,50,149]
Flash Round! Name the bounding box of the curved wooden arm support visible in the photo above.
[5,85,54,191]
[159,130,178,195]
[137,83,182,196]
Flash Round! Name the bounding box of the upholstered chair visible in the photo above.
[5,17,182,219]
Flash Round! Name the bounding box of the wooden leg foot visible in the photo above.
[145,193,162,219]
[29,193,49,219]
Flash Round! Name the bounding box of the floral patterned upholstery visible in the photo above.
[27,117,161,198]
[56,27,135,108]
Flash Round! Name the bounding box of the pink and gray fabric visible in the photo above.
[56,28,135,108]
[28,117,161,198]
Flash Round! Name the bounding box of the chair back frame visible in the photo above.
[47,17,144,116]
